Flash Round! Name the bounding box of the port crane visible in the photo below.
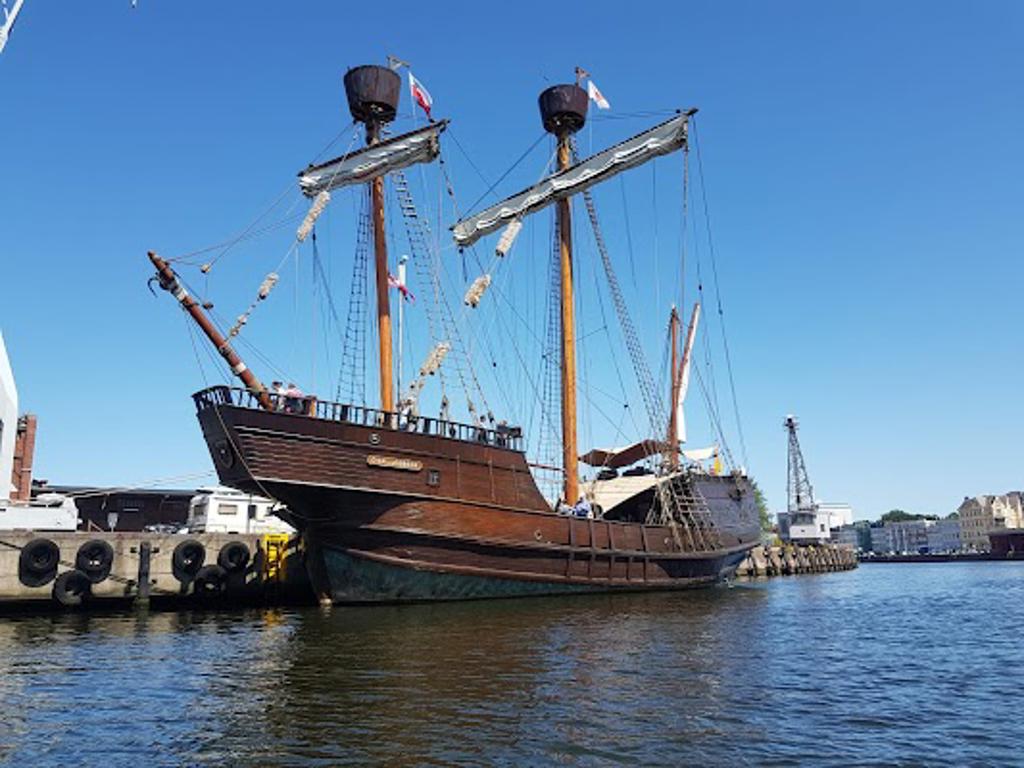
[785,414,816,516]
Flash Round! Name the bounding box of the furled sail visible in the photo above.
[580,440,666,469]
[452,112,693,248]
[298,121,448,198]
[675,302,701,444]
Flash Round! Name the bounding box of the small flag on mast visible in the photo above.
[388,272,415,303]
[408,72,433,119]
[587,79,611,110]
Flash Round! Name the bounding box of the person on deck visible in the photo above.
[284,382,304,414]
[495,420,509,447]
[270,381,286,410]
[574,496,593,519]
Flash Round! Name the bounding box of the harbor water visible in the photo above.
[0,563,1021,766]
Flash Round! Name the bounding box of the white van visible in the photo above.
[187,486,294,535]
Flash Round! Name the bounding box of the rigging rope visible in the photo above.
[573,141,719,548]
[692,117,748,469]
[171,124,359,272]
[451,128,547,215]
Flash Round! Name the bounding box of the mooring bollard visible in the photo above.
[137,541,152,602]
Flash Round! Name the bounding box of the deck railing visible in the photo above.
[192,386,524,452]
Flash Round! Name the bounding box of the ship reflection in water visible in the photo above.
[0,564,1021,765]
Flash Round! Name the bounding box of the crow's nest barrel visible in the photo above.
[344,65,401,124]
[538,84,589,135]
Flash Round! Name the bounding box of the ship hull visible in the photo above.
[291,490,754,604]
[317,543,750,603]
[193,387,760,604]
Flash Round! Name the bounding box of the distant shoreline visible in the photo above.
[859,553,1022,563]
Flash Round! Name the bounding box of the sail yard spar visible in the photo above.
[452,112,693,249]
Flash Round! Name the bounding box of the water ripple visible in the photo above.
[0,563,1022,765]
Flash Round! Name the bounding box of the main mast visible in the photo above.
[344,65,400,412]
[538,80,588,504]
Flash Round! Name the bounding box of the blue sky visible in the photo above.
[2,1,1022,519]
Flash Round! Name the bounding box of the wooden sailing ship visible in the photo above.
[148,63,761,603]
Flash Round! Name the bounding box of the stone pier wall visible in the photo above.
[736,543,857,578]
[0,531,311,608]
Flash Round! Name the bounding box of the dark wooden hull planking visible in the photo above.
[194,387,761,603]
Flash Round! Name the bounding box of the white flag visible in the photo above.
[587,80,611,110]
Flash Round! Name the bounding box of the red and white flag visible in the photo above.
[408,72,433,119]
[388,272,415,303]
[587,79,611,110]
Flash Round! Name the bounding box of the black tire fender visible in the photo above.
[172,539,206,582]
[52,569,92,607]
[19,538,60,588]
[193,564,228,598]
[217,541,251,573]
[75,539,114,584]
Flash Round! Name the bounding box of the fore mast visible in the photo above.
[344,64,401,412]
[538,78,589,506]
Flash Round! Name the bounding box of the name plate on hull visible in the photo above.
[367,455,423,472]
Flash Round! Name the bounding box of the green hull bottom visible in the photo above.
[321,548,738,604]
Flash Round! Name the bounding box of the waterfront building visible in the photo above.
[835,525,859,549]
[869,524,893,554]
[0,333,77,531]
[0,333,38,503]
[958,493,1024,551]
[26,482,293,533]
[831,524,872,552]
[886,519,936,554]
[819,502,854,529]
[834,520,871,551]
[31,482,190,531]
[0,331,17,502]
[926,518,962,553]
[989,529,1024,557]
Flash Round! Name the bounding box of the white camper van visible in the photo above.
[187,486,293,535]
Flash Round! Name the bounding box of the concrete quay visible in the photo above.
[736,543,857,578]
[0,531,313,609]
[860,552,1015,563]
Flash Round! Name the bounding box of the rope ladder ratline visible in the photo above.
[536,214,564,504]
[389,132,509,428]
[391,166,492,426]
[336,187,372,404]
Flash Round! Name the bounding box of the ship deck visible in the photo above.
[193,386,526,453]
